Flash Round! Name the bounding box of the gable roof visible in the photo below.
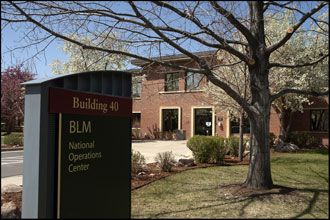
[131,50,217,66]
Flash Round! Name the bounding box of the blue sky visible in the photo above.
[1,27,67,78]
[1,1,327,79]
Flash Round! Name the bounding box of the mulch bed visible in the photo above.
[1,191,22,217]
[131,156,250,190]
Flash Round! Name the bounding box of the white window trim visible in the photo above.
[226,111,230,138]
[159,106,181,132]
[191,106,215,137]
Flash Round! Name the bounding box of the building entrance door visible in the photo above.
[194,108,212,136]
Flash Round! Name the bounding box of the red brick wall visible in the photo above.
[132,61,228,139]
[269,108,281,136]
[133,62,329,143]
[289,97,329,145]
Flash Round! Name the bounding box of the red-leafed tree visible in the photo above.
[1,65,34,134]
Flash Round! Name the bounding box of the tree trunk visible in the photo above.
[244,1,273,189]
[238,110,244,161]
[5,120,14,134]
[279,110,293,143]
[244,108,273,189]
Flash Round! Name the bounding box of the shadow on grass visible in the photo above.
[148,196,251,218]
[136,182,328,218]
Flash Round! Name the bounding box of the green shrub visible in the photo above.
[132,150,146,174]
[210,137,227,164]
[227,137,239,156]
[3,133,23,146]
[269,132,277,148]
[187,136,227,164]
[154,151,176,172]
[226,137,249,157]
[288,131,320,148]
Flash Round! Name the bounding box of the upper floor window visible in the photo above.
[132,81,142,97]
[310,109,328,131]
[165,72,180,91]
[185,72,203,90]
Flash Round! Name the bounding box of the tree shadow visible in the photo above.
[235,184,328,218]
[133,161,328,218]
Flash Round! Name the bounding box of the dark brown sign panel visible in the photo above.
[49,87,132,117]
[50,88,131,218]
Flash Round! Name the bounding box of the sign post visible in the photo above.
[21,71,132,218]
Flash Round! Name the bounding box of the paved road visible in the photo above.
[0,140,191,178]
[1,150,23,178]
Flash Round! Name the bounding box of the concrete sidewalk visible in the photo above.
[1,140,192,186]
[1,175,23,187]
[132,140,192,163]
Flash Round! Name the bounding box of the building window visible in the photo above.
[132,81,142,97]
[310,109,328,131]
[132,113,141,128]
[230,115,250,134]
[165,72,180,91]
[194,108,213,136]
[185,72,203,90]
[162,109,179,132]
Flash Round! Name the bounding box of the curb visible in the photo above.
[1,147,23,152]
[1,175,23,188]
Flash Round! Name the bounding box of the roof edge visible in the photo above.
[131,50,217,66]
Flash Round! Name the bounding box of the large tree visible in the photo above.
[1,65,35,133]
[1,1,328,189]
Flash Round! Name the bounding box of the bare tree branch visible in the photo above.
[8,1,211,74]
[128,1,203,64]
[152,1,251,63]
[210,1,258,46]
[271,89,329,102]
[269,53,329,68]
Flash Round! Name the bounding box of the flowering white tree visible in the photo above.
[205,50,250,161]
[269,12,329,142]
[50,34,128,74]
[207,12,329,146]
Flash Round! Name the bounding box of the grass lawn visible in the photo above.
[1,132,23,146]
[132,150,329,218]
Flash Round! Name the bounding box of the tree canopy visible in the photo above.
[1,65,34,133]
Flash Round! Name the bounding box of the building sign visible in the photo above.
[49,87,131,218]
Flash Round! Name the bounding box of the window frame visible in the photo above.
[160,107,181,132]
[229,115,250,135]
[132,112,141,129]
[310,109,328,132]
[185,71,203,91]
[191,106,215,136]
[132,80,142,98]
[164,72,180,92]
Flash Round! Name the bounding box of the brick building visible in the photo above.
[131,51,329,146]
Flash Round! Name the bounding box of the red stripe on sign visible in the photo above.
[49,87,132,117]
